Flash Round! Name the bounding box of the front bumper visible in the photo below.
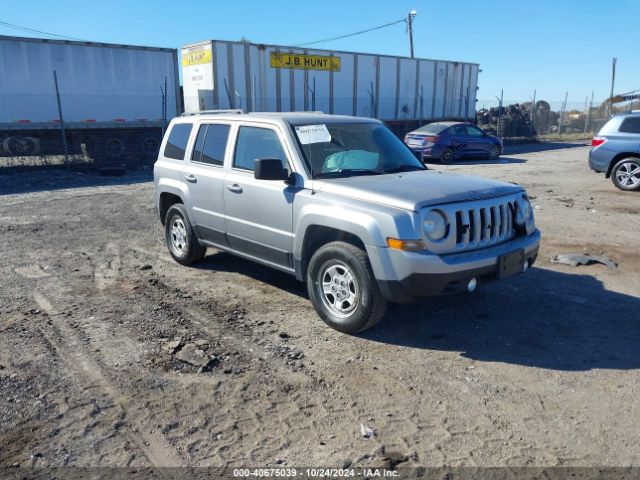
[367,230,541,304]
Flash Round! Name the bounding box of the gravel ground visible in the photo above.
[0,142,639,470]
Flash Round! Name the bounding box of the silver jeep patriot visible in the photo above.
[154,111,540,333]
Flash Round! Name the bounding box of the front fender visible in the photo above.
[293,198,419,278]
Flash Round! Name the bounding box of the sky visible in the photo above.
[1,0,638,110]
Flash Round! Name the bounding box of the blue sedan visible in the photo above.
[404,121,503,164]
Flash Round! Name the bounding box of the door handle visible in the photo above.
[226,184,243,193]
[184,174,197,183]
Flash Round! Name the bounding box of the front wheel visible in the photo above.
[306,241,387,333]
[164,204,206,265]
[489,145,501,160]
[611,158,640,191]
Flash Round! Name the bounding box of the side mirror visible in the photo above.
[254,158,288,181]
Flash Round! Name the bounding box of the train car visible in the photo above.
[0,35,181,162]
[181,39,479,133]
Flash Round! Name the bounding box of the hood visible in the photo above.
[311,170,523,211]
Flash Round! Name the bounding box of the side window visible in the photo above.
[450,125,466,136]
[619,117,640,134]
[201,124,230,165]
[465,125,484,137]
[233,126,288,172]
[164,123,193,160]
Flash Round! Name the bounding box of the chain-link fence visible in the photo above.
[474,94,638,141]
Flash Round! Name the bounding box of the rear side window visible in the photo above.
[449,125,467,136]
[191,124,230,166]
[164,123,193,160]
[619,117,640,134]
[233,126,287,172]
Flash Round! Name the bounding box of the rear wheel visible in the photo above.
[306,241,386,333]
[489,145,501,159]
[611,158,640,191]
[440,148,454,164]
[164,204,206,265]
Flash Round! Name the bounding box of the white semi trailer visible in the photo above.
[0,35,181,161]
[181,39,479,132]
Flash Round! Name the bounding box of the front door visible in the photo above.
[223,124,296,269]
[464,124,490,156]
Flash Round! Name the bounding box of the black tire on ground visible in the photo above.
[306,241,387,333]
[611,158,640,191]
[164,204,206,265]
[440,148,454,164]
[489,145,501,160]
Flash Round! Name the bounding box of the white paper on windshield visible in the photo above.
[295,124,331,144]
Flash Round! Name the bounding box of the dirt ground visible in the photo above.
[0,142,639,471]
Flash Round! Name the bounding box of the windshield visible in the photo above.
[291,122,426,179]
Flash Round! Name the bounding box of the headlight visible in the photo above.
[515,196,532,226]
[423,210,448,241]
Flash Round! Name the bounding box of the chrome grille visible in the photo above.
[421,193,520,254]
[454,200,515,249]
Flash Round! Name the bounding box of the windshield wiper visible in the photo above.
[314,168,381,178]
[380,164,426,174]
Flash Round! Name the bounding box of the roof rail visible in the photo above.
[181,109,244,116]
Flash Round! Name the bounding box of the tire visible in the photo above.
[104,137,127,159]
[611,158,640,191]
[3,136,40,156]
[164,204,206,265]
[306,241,387,333]
[440,148,454,164]
[141,137,160,158]
[489,145,501,160]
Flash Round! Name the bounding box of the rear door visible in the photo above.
[448,124,470,156]
[184,122,232,247]
[223,123,297,270]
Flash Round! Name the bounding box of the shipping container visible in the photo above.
[182,40,479,130]
[0,35,181,162]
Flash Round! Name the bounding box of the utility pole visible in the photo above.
[53,70,69,168]
[495,89,504,138]
[585,91,594,134]
[407,10,417,58]
[607,57,617,118]
[558,91,568,136]
[530,89,536,136]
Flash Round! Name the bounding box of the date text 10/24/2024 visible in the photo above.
[233,468,400,478]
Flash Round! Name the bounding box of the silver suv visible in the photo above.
[154,111,540,333]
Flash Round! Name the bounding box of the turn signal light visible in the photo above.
[386,238,425,251]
